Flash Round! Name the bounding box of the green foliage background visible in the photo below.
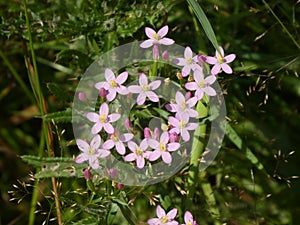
[0,0,299,224]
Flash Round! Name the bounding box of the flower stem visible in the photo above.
[151,60,158,77]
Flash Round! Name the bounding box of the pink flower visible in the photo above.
[102,128,134,155]
[169,132,179,143]
[83,168,92,180]
[140,25,175,48]
[166,91,198,118]
[174,46,202,77]
[182,211,198,225]
[185,69,217,100]
[144,127,160,140]
[78,92,87,101]
[147,205,179,225]
[128,73,161,105]
[124,118,133,130]
[124,139,149,169]
[148,132,180,164]
[86,102,121,134]
[95,68,129,102]
[206,46,236,75]
[75,135,110,170]
[168,113,198,142]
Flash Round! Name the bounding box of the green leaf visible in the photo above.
[47,82,71,102]
[21,155,86,178]
[71,216,99,225]
[225,124,265,171]
[112,197,137,225]
[43,108,78,123]
[187,0,220,53]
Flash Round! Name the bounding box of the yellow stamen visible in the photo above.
[180,101,186,111]
[179,120,186,129]
[186,57,192,64]
[198,80,205,88]
[136,147,142,156]
[112,132,119,142]
[152,32,160,40]
[88,148,95,155]
[100,113,106,123]
[110,80,117,88]
[141,84,150,92]
[217,55,224,64]
[160,142,166,151]
[161,216,168,224]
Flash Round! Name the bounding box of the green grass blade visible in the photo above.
[187,0,220,53]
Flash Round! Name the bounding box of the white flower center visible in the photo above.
[180,101,187,111]
[110,80,117,88]
[152,32,160,41]
[186,57,193,64]
[88,147,95,155]
[179,120,186,129]
[198,80,206,88]
[141,84,150,92]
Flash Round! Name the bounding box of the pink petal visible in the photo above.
[108,113,121,122]
[116,142,125,155]
[221,63,233,74]
[145,27,156,39]
[162,152,172,164]
[185,82,198,91]
[205,56,217,65]
[193,69,204,83]
[103,123,114,134]
[186,97,198,107]
[116,71,128,84]
[168,116,179,127]
[90,135,101,149]
[140,138,149,150]
[139,73,148,85]
[186,122,198,131]
[157,25,168,37]
[137,93,147,105]
[124,153,136,162]
[94,81,106,90]
[117,85,129,95]
[128,141,138,152]
[147,218,160,225]
[75,153,88,164]
[175,91,185,104]
[76,139,89,152]
[128,85,142,93]
[181,129,190,142]
[148,139,159,149]
[86,112,99,122]
[175,58,186,66]
[89,158,99,170]
[140,39,154,48]
[120,133,134,142]
[184,46,193,59]
[146,91,159,102]
[203,86,217,96]
[182,65,191,77]
[91,123,102,134]
[160,132,169,143]
[167,208,178,219]
[102,140,115,149]
[169,127,180,134]
[187,109,199,118]
[149,80,161,90]
[99,102,109,116]
[205,75,216,85]
[168,222,179,225]
[166,103,177,112]
[167,142,180,151]
[105,68,115,81]
[211,64,221,75]
[99,149,110,158]
[195,89,204,100]
[217,46,225,57]
[159,38,174,45]
[106,90,117,102]
[224,54,236,63]
[191,63,202,72]
[184,211,193,224]
[136,156,145,169]
[156,205,166,218]
[149,150,161,161]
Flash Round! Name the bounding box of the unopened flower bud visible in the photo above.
[124,118,133,130]
[117,183,124,190]
[185,91,192,100]
[144,127,151,139]
[78,92,87,101]
[109,168,118,179]
[188,75,194,82]
[169,132,179,143]
[162,50,169,61]
[197,54,207,65]
[164,77,171,86]
[99,88,107,98]
[84,168,92,180]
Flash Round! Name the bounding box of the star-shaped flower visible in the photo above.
[124,139,150,169]
[86,102,121,134]
[148,132,180,164]
[181,211,198,225]
[94,68,129,102]
[206,46,236,75]
[174,46,202,77]
[75,135,110,170]
[140,25,175,48]
[147,205,179,225]
[102,128,134,155]
[185,69,217,100]
[128,73,161,105]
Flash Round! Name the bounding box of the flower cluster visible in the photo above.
[75,25,236,171]
[147,205,198,225]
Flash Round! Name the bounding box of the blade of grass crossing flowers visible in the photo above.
[187,0,221,54]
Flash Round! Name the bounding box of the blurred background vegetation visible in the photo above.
[0,0,299,224]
